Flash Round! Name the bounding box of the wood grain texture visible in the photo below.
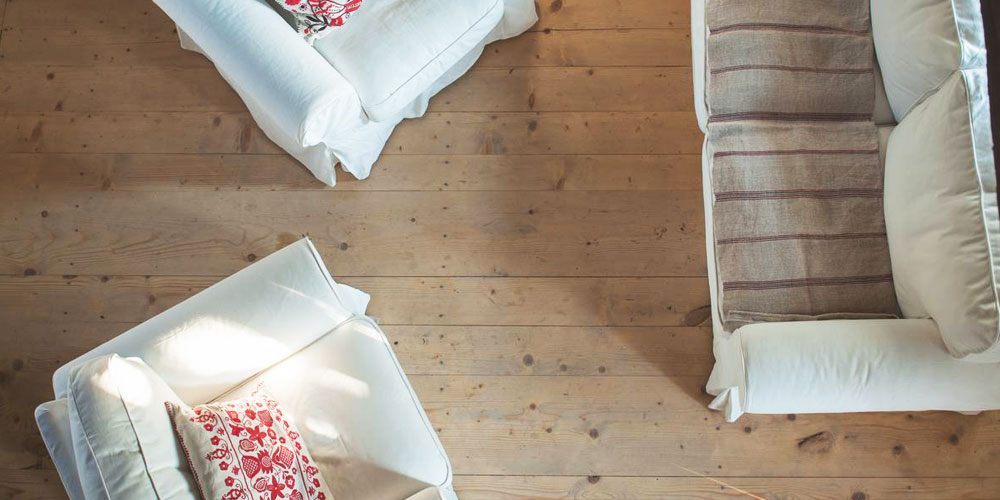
[3,29,690,69]
[0,275,711,326]
[0,111,701,155]
[452,476,1000,500]
[0,153,702,192]
[4,469,1000,500]
[0,66,692,112]
[0,190,705,277]
[1,0,997,497]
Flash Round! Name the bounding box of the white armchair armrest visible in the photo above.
[52,238,369,404]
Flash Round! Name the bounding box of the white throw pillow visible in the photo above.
[883,69,1000,361]
[871,0,987,121]
[66,354,198,499]
[311,0,504,121]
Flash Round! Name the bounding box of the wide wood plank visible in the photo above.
[0,276,711,326]
[0,66,692,113]
[0,190,705,277]
[452,475,1000,500]
[3,29,689,69]
[415,375,1000,478]
[0,111,702,155]
[535,0,688,30]
[0,153,703,192]
[1,323,714,379]
[480,30,692,68]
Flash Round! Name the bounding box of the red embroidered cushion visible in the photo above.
[166,386,331,500]
[276,0,362,43]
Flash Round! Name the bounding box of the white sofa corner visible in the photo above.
[36,238,459,500]
[692,0,1000,422]
[160,0,538,187]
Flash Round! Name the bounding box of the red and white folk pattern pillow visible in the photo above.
[166,386,331,500]
[277,0,362,43]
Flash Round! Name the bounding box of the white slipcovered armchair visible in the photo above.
[35,239,458,499]
[156,0,537,185]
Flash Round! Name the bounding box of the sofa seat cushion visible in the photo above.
[66,354,197,499]
[704,0,900,331]
[311,0,504,121]
[884,69,1000,360]
[872,0,987,121]
[217,316,450,500]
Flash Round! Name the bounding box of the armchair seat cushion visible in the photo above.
[311,0,505,121]
[218,316,451,500]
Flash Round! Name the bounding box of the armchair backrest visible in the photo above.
[52,238,370,404]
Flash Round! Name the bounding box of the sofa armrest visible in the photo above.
[708,319,1000,421]
[154,0,364,168]
[691,0,708,133]
[52,238,370,404]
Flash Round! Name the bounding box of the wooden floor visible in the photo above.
[1,0,999,498]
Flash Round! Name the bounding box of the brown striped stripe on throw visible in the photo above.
[716,232,887,245]
[723,275,895,291]
[713,148,880,158]
[710,23,871,36]
[714,188,884,201]
[711,65,874,75]
[707,112,873,123]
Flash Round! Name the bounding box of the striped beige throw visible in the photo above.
[705,0,900,331]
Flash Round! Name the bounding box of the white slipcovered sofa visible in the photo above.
[157,0,537,186]
[693,0,1000,421]
[35,239,458,499]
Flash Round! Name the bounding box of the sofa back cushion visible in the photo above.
[884,68,1000,360]
[311,0,504,121]
[66,354,197,499]
[871,0,987,121]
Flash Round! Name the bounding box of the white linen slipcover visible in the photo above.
[65,355,194,499]
[37,239,459,499]
[312,0,504,122]
[159,0,537,186]
[693,0,1000,420]
[701,134,1000,421]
